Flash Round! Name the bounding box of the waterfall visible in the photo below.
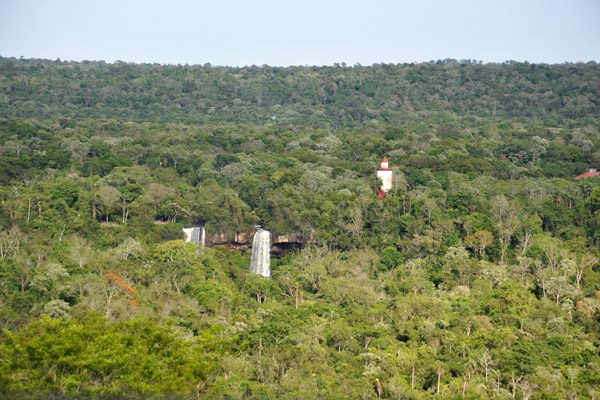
[182,227,193,242]
[199,226,206,249]
[250,228,271,278]
[183,225,205,253]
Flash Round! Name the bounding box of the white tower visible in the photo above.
[376,157,393,197]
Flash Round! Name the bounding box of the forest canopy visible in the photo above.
[0,57,599,399]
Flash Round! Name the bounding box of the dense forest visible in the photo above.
[0,57,599,399]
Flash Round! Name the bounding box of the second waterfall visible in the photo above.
[249,228,271,278]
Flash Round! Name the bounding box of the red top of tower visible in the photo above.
[378,157,391,171]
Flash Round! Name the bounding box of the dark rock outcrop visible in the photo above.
[203,230,313,258]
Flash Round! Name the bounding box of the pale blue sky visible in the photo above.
[0,0,598,66]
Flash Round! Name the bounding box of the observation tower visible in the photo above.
[377,157,393,198]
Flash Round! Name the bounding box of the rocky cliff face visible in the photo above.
[272,233,306,244]
[205,232,253,246]
[204,230,312,257]
[206,231,311,245]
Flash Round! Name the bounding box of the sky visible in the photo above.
[0,0,598,66]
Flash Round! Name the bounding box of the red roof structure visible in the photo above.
[378,157,391,171]
[574,168,600,180]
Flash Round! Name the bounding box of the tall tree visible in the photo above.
[96,186,120,223]
[491,195,523,263]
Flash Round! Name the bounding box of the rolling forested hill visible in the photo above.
[1,58,599,127]
[0,57,599,399]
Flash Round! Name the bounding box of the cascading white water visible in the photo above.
[183,225,205,253]
[199,226,205,249]
[250,228,271,278]
[182,227,193,242]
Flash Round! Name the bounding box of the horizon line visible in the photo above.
[2,55,598,69]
